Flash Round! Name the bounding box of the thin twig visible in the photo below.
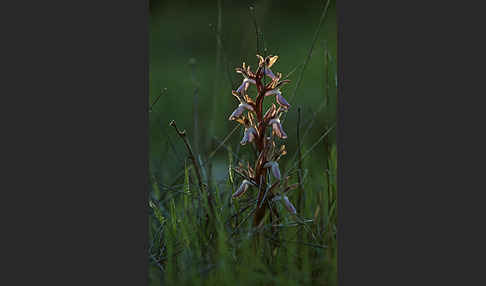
[212,137,243,163]
[210,22,234,88]
[169,120,213,213]
[249,5,261,55]
[149,88,167,112]
[297,107,304,212]
[283,63,303,80]
[190,60,200,155]
[169,124,241,187]
[208,125,241,159]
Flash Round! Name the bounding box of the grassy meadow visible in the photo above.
[149,0,338,284]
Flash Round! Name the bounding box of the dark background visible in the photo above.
[3,0,485,285]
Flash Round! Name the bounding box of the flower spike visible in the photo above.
[228,54,296,225]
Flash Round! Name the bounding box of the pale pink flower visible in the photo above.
[236,78,256,95]
[263,161,281,180]
[240,126,257,145]
[276,92,290,109]
[232,179,252,199]
[264,89,290,109]
[282,195,297,214]
[271,195,297,214]
[228,103,254,120]
[268,118,287,139]
[264,67,277,80]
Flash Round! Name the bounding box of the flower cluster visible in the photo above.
[228,55,297,222]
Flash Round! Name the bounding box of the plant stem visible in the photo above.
[297,107,303,212]
[253,66,269,227]
[169,120,214,214]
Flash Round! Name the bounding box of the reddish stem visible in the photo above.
[253,66,270,226]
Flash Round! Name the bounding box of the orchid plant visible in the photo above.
[229,55,298,226]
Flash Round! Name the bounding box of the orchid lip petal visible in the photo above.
[240,127,257,145]
[271,163,281,180]
[277,124,288,139]
[248,132,255,142]
[248,127,257,142]
[241,103,254,112]
[268,118,287,139]
[236,82,246,94]
[276,91,291,109]
[272,123,282,138]
[237,78,256,94]
[264,67,277,80]
[228,105,244,120]
[240,132,249,145]
[232,179,251,198]
[229,103,254,120]
[268,118,280,125]
[265,89,278,97]
[282,195,297,214]
[262,161,281,180]
[263,161,274,169]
